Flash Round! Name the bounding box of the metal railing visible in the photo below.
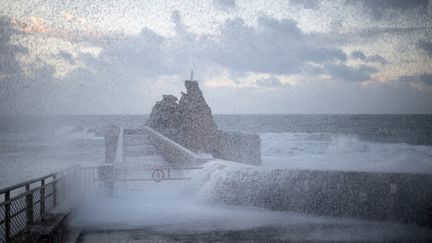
[0,167,82,242]
[0,164,201,242]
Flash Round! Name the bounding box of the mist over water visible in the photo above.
[1,114,432,187]
[69,161,431,242]
[1,114,432,241]
[214,114,432,145]
[2,1,432,241]
[262,132,432,173]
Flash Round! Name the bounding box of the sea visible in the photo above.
[1,114,432,188]
[2,114,432,241]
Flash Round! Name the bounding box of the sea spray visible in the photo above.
[261,132,432,173]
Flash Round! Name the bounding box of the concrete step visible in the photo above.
[124,155,165,163]
[123,134,151,146]
[123,144,158,156]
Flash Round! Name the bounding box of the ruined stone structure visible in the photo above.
[146,94,181,139]
[146,75,261,165]
[177,80,219,153]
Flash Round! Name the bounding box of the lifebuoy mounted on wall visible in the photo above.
[152,169,165,182]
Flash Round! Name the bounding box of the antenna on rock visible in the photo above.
[189,70,194,81]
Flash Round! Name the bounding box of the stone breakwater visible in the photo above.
[146,79,261,165]
[194,160,432,226]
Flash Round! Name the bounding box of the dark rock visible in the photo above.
[146,95,180,140]
[146,77,261,165]
[177,80,218,153]
[147,80,218,154]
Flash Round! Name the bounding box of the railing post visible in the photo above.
[97,165,114,197]
[25,184,34,227]
[5,191,11,242]
[40,179,45,217]
[53,175,57,206]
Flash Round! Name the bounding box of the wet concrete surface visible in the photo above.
[76,223,432,243]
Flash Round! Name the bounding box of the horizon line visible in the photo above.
[1,113,432,116]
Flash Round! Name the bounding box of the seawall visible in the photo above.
[198,161,432,226]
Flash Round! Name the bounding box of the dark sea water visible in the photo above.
[1,114,432,241]
[2,114,432,143]
[214,114,432,145]
[1,114,432,187]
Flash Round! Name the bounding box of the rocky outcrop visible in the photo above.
[146,78,261,165]
[146,95,181,140]
[146,80,218,154]
[177,80,218,153]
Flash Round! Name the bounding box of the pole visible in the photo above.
[25,184,34,227]
[5,191,10,241]
[40,179,45,217]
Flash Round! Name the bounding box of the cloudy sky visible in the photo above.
[1,0,431,114]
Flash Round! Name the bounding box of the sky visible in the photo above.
[0,0,431,114]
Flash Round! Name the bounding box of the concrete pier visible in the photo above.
[204,166,432,226]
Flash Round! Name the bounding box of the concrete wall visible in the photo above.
[144,126,211,166]
[214,131,262,166]
[124,127,210,166]
[208,168,432,226]
[104,125,120,163]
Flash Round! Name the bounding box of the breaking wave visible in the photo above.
[0,126,105,187]
[261,132,432,173]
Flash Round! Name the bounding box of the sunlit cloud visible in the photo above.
[13,16,50,33]
[1,0,431,114]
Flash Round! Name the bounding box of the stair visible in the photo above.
[124,144,158,157]
[122,133,165,164]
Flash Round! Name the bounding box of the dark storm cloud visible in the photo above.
[1,10,371,103]
[86,28,168,80]
[366,55,388,65]
[73,13,349,79]
[210,16,347,75]
[345,0,430,18]
[417,41,432,57]
[56,50,75,64]
[350,51,388,65]
[290,0,320,10]
[418,73,432,86]
[350,51,367,61]
[213,0,236,10]
[323,27,430,44]
[399,73,432,88]
[0,14,165,113]
[0,16,28,103]
[1,11,397,114]
[0,15,58,113]
[325,63,378,82]
[255,76,284,87]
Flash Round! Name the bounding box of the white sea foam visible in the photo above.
[0,126,104,187]
[261,132,432,173]
[2,116,431,241]
[69,160,432,241]
[2,128,432,188]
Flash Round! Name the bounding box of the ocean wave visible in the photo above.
[261,132,432,173]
